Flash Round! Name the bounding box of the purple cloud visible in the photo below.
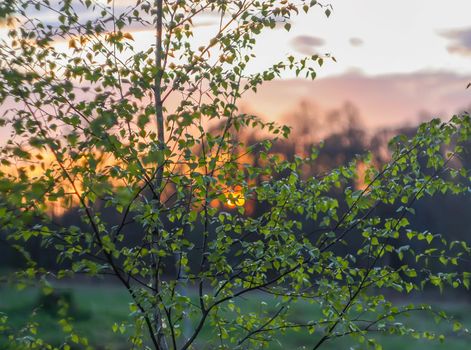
[290,35,325,55]
[349,37,364,47]
[440,28,471,57]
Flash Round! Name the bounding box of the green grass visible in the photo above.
[0,284,470,349]
[0,285,131,349]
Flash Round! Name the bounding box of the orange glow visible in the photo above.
[0,149,129,217]
[354,160,373,191]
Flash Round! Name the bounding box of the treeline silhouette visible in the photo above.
[1,100,470,295]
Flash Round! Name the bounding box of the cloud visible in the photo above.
[440,27,471,57]
[6,0,151,31]
[349,37,364,47]
[3,70,471,142]
[290,35,325,55]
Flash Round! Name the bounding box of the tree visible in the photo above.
[0,1,470,349]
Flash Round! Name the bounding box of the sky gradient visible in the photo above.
[1,0,471,131]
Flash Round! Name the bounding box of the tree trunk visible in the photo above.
[152,0,167,349]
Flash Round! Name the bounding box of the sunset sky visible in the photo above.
[241,0,471,128]
[1,0,471,130]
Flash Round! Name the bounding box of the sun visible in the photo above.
[225,186,246,208]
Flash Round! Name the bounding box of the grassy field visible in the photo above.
[0,284,470,349]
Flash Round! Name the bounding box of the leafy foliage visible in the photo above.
[0,1,470,349]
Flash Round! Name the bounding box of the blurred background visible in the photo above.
[1,0,471,349]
